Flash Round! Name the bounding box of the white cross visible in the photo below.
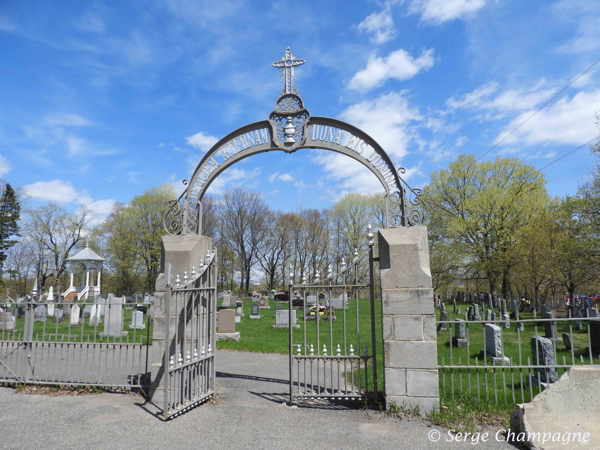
[272,47,306,94]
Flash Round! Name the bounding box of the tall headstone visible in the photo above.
[83,304,92,318]
[562,333,573,351]
[541,310,560,342]
[100,295,128,338]
[453,298,457,313]
[472,303,481,320]
[89,304,101,327]
[488,297,493,311]
[47,303,55,318]
[70,304,80,326]
[480,324,510,365]
[502,313,510,329]
[452,319,467,348]
[437,311,448,332]
[531,336,556,384]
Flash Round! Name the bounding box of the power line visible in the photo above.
[538,136,600,171]
[476,58,600,162]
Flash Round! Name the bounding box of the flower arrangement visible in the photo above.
[235,300,244,308]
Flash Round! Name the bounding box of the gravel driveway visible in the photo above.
[0,350,516,450]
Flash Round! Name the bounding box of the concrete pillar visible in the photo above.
[378,226,439,415]
[148,234,213,403]
[69,273,74,289]
[85,269,90,287]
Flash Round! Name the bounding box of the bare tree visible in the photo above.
[258,212,293,290]
[4,239,36,296]
[219,188,270,293]
[27,204,92,295]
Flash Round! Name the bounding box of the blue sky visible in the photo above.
[1,0,599,224]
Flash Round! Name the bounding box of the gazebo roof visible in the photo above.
[66,244,107,262]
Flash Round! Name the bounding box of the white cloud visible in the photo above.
[494,88,600,147]
[0,155,11,176]
[447,80,557,113]
[455,135,468,147]
[158,142,165,147]
[44,114,94,127]
[74,11,106,33]
[339,91,423,158]
[349,49,435,91]
[207,167,262,194]
[356,9,397,44]
[279,173,294,182]
[268,172,279,183]
[0,15,16,32]
[24,180,93,204]
[408,0,486,25]
[186,131,219,152]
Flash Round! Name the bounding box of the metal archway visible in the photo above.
[165,48,425,236]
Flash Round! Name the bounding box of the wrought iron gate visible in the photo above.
[162,249,217,419]
[288,244,379,404]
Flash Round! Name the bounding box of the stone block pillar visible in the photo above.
[147,234,212,403]
[378,226,439,415]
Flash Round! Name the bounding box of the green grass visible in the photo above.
[1,305,152,344]
[216,296,385,392]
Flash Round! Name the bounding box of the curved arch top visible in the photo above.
[164,47,425,236]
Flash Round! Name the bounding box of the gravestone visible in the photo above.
[100,296,128,338]
[437,311,448,332]
[590,319,600,353]
[515,322,524,332]
[143,294,152,304]
[330,292,348,309]
[53,309,64,323]
[562,333,573,351]
[511,300,517,316]
[589,308,599,318]
[479,324,510,365]
[306,295,316,305]
[252,294,260,304]
[273,309,299,329]
[452,319,467,347]
[0,312,15,331]
[531,336,556,384]
[456,307,460,315]
[502,313,510,329]
[488,297,493,311]
[47,303,55,318]
[440,302,445,312]
[453,299,457,313]
[259,296,269,308]
[83,304,92,318]
[249,302,261,319]
[222,294,231,307]
[89,304,101,327]
[219,309,235,333]
[275,304,284,311]
[129,310,145,330]
[97,297,106,317]
[235,306,243,323]
[472,303,481,320]
[34,305,46,322]
[70,304,80,326]
[467,306,474,321]
[541,310,561,343]
[485,309,492,322]
[574,306,581,330]
[63,300,72,318]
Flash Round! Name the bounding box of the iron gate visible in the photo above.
[287,244,379,404]
[0,296,151,389]
[162,249,217,419]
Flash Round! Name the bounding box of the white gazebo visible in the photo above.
[62,244,106,300]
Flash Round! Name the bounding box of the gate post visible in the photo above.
[378,226,439,415]
[148,234,212,403]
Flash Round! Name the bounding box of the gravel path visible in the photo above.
[0,350,516,450]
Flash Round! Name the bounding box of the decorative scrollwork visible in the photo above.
[163,180,188,235]
[276,94,304,113]
[396,167,427,226]
[269,108,309,152]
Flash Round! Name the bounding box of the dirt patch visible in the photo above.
[14,385,108,396]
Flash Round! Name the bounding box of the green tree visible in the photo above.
[423,155,548,298]
[0,183,20,276]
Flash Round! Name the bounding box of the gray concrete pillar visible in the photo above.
[147,234,212,403]
[378,226,439,415]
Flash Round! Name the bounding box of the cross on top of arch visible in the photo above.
[272,47,305,96]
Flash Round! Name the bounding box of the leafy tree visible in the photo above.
[0,183,20,276]
[423,155,548,297]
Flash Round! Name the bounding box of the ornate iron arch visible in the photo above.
[164,48,425,236]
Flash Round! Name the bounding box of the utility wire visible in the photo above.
[538,136,600,171]
[476,58,600,162]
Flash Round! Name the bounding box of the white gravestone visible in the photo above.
[70,304,80,326]
[89,304,102,327]
[129,310,145,330]
[0,312,15,331]
[306,295,317,305]
[272,309,299,329]
[47,303,55,318]
[34,305,46,322]
[100,295,128,338]
[222,294,231,307]
[330,292,348,310]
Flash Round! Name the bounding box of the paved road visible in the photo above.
[0,350,516,450]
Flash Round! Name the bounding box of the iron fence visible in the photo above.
[0,298,151,389]
[436,309,600,405]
